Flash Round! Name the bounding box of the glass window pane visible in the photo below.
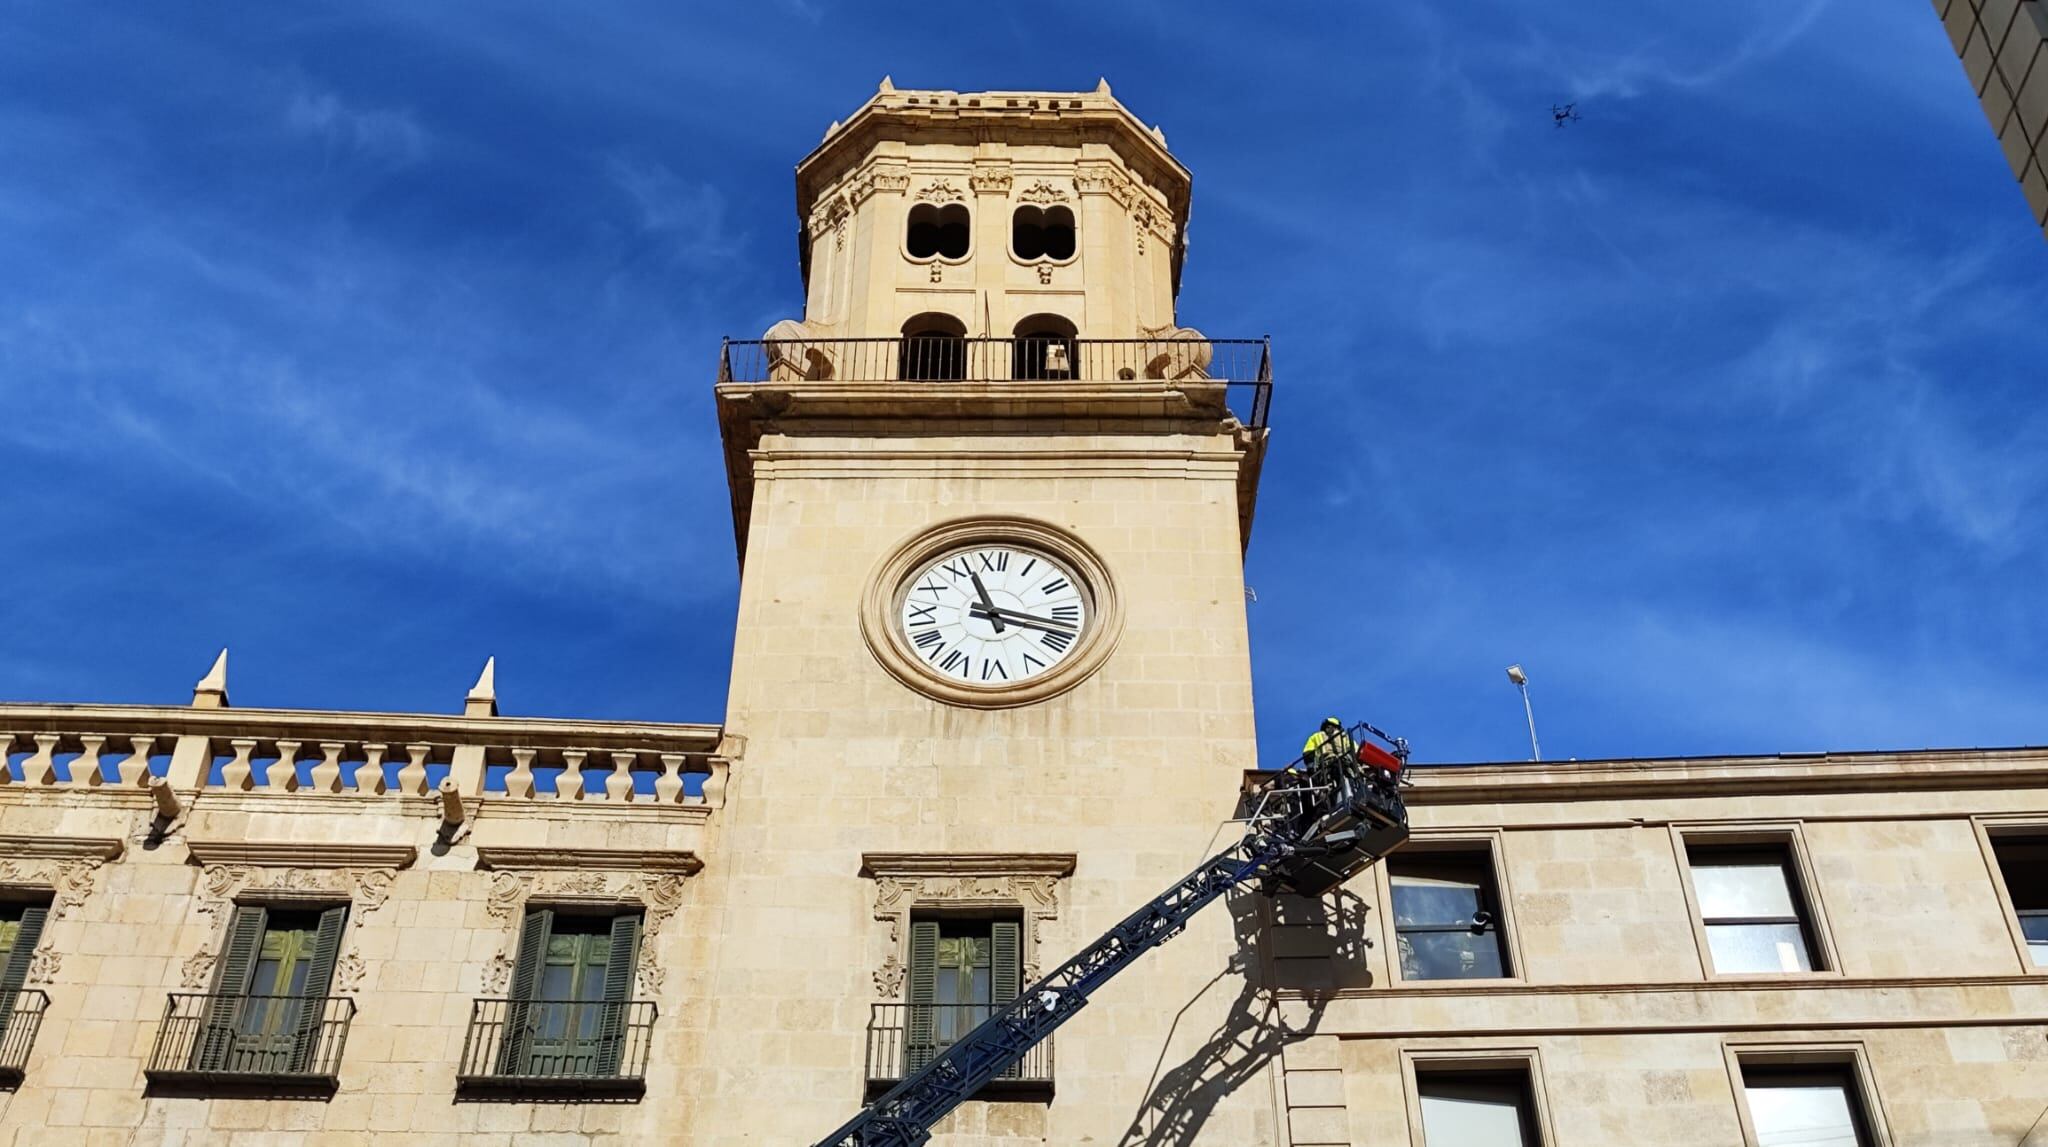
[1745,1080,1861,1147]
[1691,861,1798,919]
[0,916,20,958]
[249,957,284,997]
[1419,1079,1531,1146]
[1392,875,1484,928]
[539,963,575,1001]
[1399,930,1507,980]
[2019,915,2048,966]
[1991,839,2048,911]
[1707,922,1813,973]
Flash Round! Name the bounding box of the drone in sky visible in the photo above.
[1551,102,1582,129]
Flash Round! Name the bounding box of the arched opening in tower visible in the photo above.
[1012,314,1078,381]
[900,313,968,381]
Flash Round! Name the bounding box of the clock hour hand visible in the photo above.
[968,604,1076,635]
[968,571,1005,633]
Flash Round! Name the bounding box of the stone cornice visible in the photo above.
[0,835,124,862]
[0,703,723,752]
[859,852,1077,879]
[475,846,703,875]
[185,841,418,869]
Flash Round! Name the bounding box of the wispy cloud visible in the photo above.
[284,84,431,165]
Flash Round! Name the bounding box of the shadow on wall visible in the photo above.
[1118,882,1371,1146]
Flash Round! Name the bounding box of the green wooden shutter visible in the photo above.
[290,905,349,1073]
[497,908,552,1076]
[905,919,939,1072]
[195,905,266,1070]
[595,914,642,1075]
[990,921,1021,1005]
[0,904,49,1046]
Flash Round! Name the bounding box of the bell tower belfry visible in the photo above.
[693,81,1280,1143]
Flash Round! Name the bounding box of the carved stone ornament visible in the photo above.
[181,946,217,989]
[1017,179,1071,204]
[1037,263,1055,285]
[849,163,911,205]
[810,195,851,250]
[0,857,108,919]
[332,949,367,992]
[1074,166,1136,208]
[478,867,691,1000]
[195,864,400,918]
[25,944,60,986]
[860,854,1075,996]
[969,167,1013,194]
[484,946,515,994]
[486,871,533,921]
[915,179,965,203]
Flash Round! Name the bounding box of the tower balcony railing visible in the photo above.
[719,335,1272,429]
[863,1003,1054,1096]
[454,997,658,1095]
[0,989,49,1085]
[144,992,354,1094]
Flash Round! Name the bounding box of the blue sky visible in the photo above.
[3,1,2043,767]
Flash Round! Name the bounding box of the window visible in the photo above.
[899,313,967,381]
[1417,1067,1541,1146]
[1012,314,1078,380]
[194,904,348,1074]
[1988,834,2048,966]
[906,203,970,260]
[1011,205,1075,261]
[906,915,1020,1072]
[0,899,50,1045]
[1388,850,1512,980]
[1687,844,1823,973]
[1740,1063,1874,1147]
[503,909,642,1078]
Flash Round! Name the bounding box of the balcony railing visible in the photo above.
[144,993,353,1093]
[864,1004,1054,1096]
[719,335,1272,429]
[456,998,657,1095]
[0,989,49,1085]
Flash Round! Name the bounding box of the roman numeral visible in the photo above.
[940,649,969,676]
[940,560,969,580]
[980,659,1007,681]
[912,629,944,653]
[917,579,947,596]
[1039,629,1073,654]
[907,603,938,626]
[1051,604,1080,622]
[977,550,1008,572]
[1018,559,1036,579]
[1039,577,1070,595]
[1022,652,1046,672]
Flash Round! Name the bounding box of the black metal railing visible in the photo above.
[865,1004,1053,1092]
[0,989,49,1084]
[456,998,657,1093]
[719,336,1272,428]
[144,993,353,1090]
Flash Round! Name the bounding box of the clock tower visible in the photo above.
[694,80,1277,1143]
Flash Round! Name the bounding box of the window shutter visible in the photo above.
[498,908,552,1076]
[595,914,642,1075]
[906,919,940,1072]
[0,904,49,1045]
[990,920,1021,1005]
[289,905,350,1073]
[195,905,266,1070]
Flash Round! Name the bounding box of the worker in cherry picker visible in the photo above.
[1302,717,1355,770]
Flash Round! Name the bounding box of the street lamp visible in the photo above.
[1505,664,1541,762]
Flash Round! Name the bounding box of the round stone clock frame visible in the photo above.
[860,516,1123,710]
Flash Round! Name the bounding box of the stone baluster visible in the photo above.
[310,742,345,793]
[27,734,61,786]
[555,750,587,801]
[505,748,537,800]
[273,739,303,792]
[220,739,258,791]
[604,751,636,803]
[115,734,155,788]
[356,744,389,795]
[0,735,15,785]
[73,734,107,787]
[702,758,730,808]
[397,744,430,796]
[654,753,686,804]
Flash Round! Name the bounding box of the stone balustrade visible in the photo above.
[0,705,729,810]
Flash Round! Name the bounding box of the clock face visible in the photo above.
[896,544,1089,686]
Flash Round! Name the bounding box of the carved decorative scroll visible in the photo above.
[860,853,1075,995]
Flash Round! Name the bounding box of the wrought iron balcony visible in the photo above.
[0,989,49,1085]
[864,1004,1054,1097]
[718,335,1272,429]
[144,993,353,1094]
[455,998,657,1096]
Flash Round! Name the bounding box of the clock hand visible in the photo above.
[967,604,1077,635]
[968,571,1005,633]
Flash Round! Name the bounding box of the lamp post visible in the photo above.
[1506,664,1541,762]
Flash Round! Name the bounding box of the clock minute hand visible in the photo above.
[968,571,1005,633]
[968,604,1076,635]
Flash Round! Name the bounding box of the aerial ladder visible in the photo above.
[816,720,1414,1147]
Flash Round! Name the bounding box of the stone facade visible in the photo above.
[1931,0,2048,238]
[2,83,2045,1147]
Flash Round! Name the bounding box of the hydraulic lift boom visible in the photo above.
[816,721,1413,1147]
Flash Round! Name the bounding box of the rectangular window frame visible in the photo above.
[1400,1046,1556,1147]
[1721,1040,1892,1147]
[1970,816,2048,975]
[1671,824,1839,979]
[1373,831,1525,987]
